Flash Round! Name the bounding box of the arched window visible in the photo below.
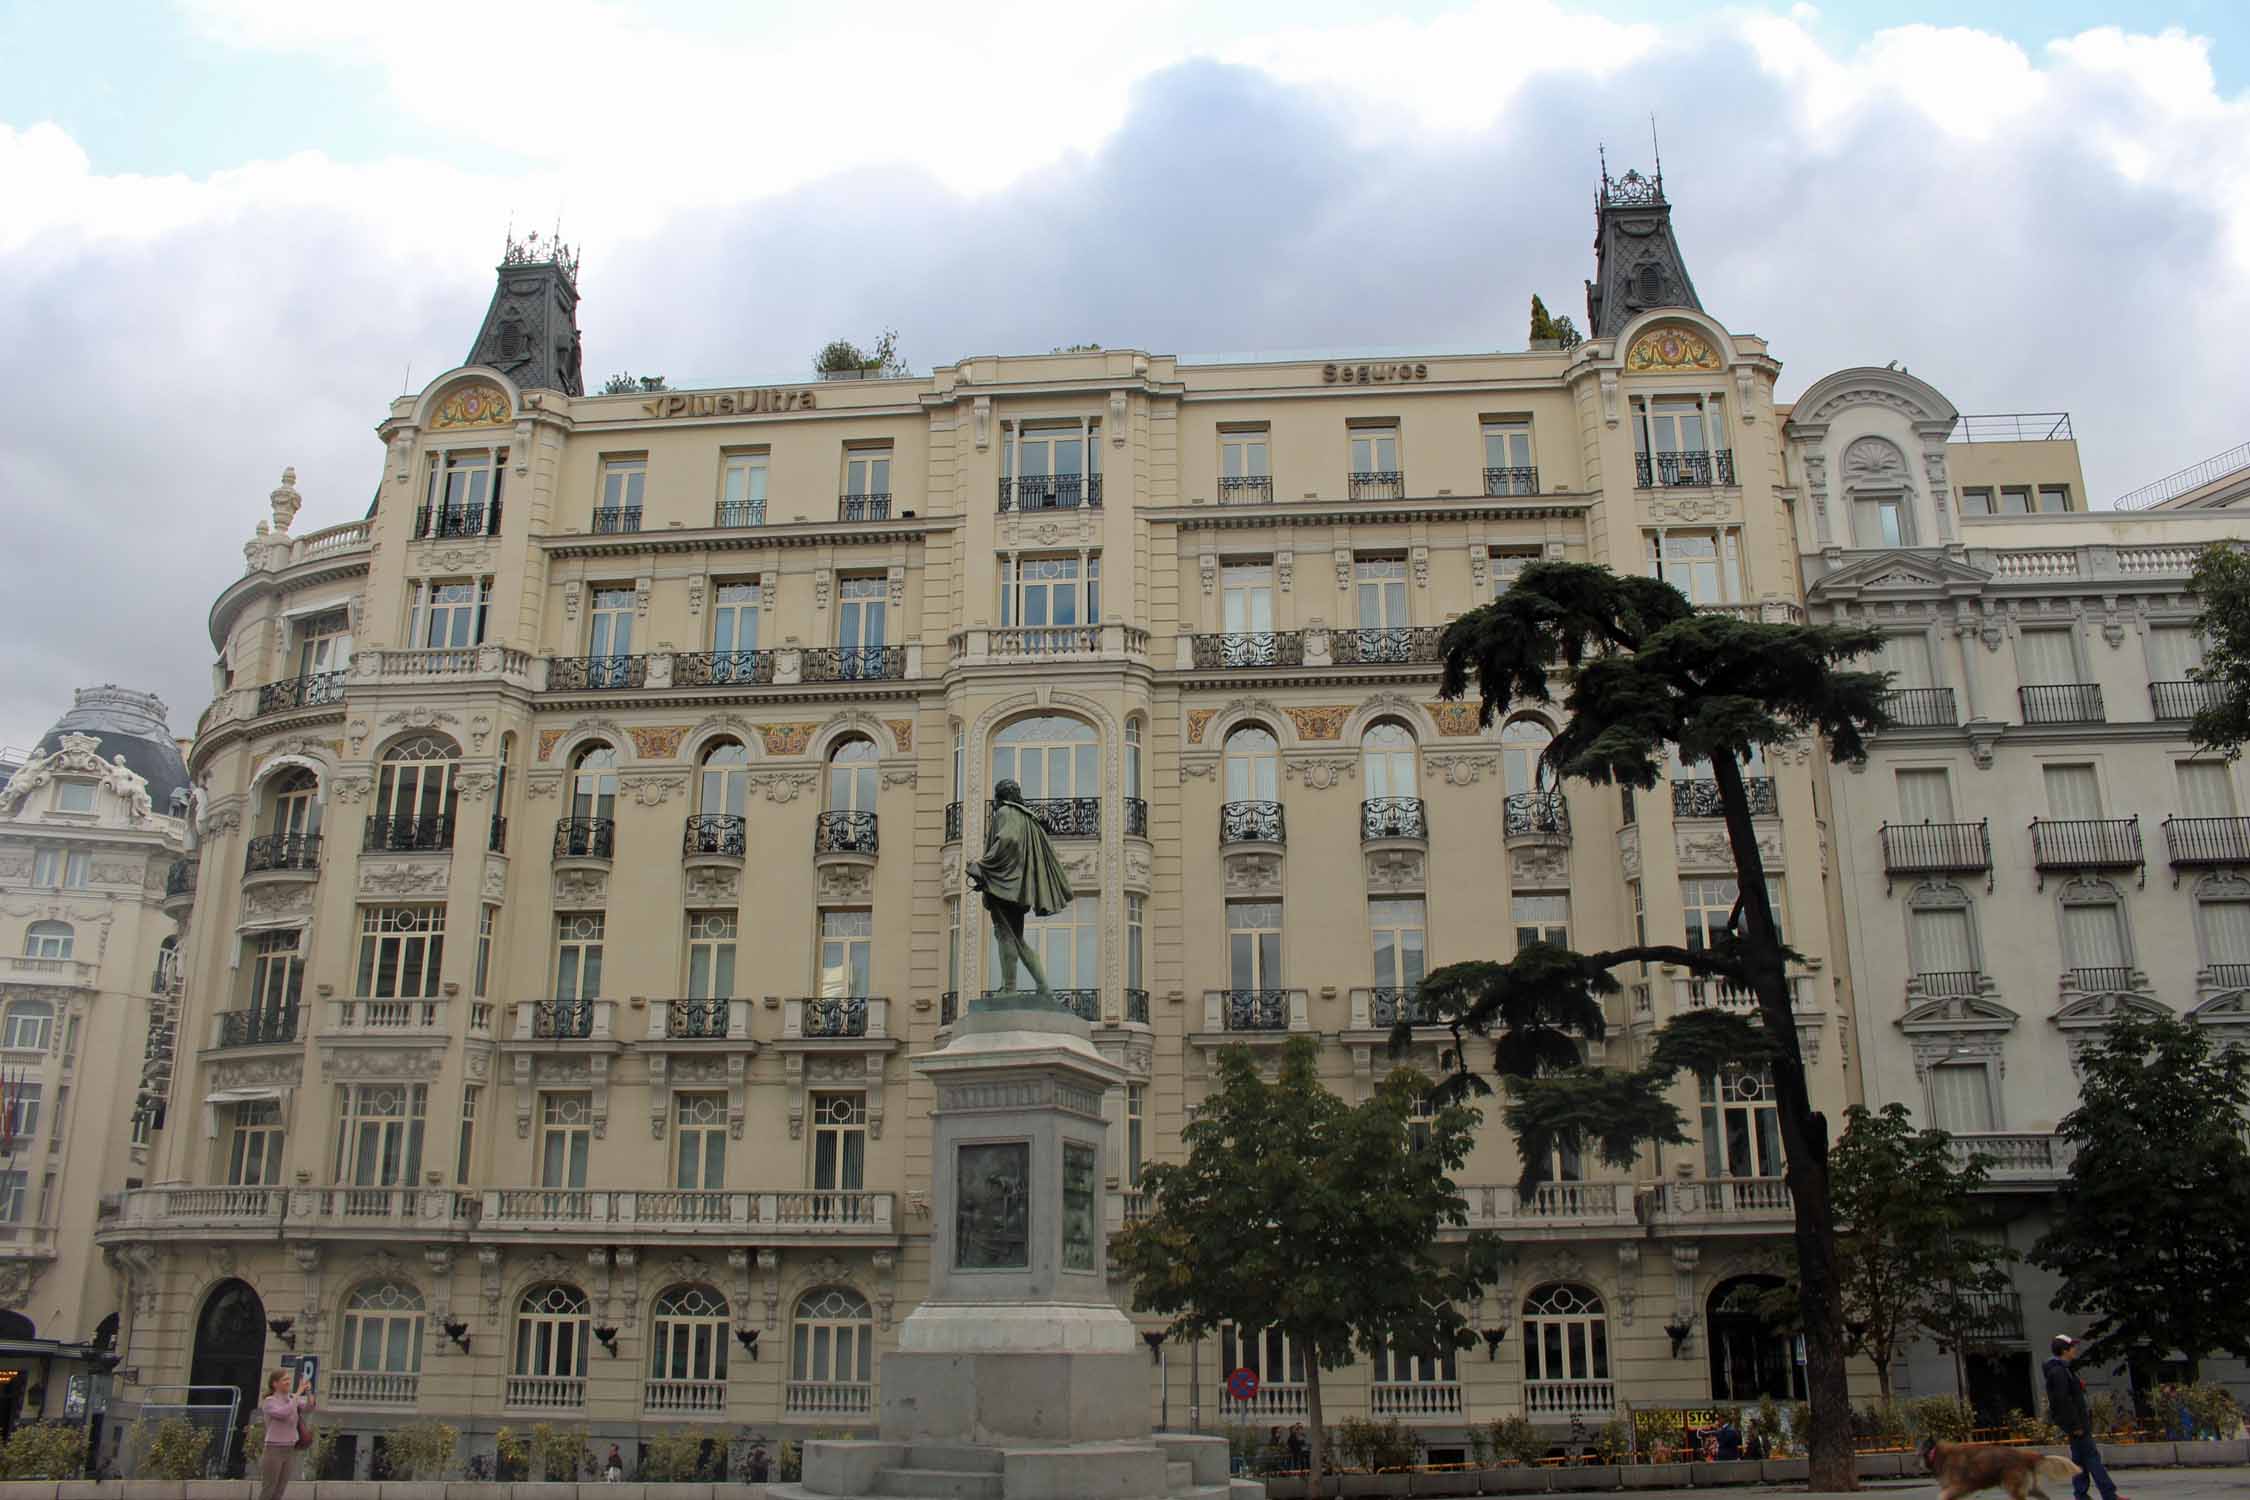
[827,738,878,814]
[269,768,321,839]
[790,1288,874,1413]
[374,734,460,843]
[649,1285,731,1411]
[1701,1066,1783,1178]
[1521,1283,1609,1396]
[1362,721,1418,800]
[22,923,71,962]
[1502,718,1555,797]
[992,715,1098,803]
[339,1281,426,1391]
[2,1000,52,1051]
[698,740,751,818]
[513,1283,590,1394]
[1224,726,1279,804]
[571,744,618,823]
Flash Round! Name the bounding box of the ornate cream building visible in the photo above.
[87,168,2243,1472]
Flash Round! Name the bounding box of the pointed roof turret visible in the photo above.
[466,230,585,396]
[1584,152,1704,339]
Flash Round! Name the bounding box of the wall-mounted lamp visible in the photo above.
[1482,1328,1507,1362]
[443,1320,472,1355]
[267,1318,296,1351]
[593,1325,620,1357]
[734,1328,760,1360]
[1142,1330,1167,1364]
[1664,1320,1694,1359]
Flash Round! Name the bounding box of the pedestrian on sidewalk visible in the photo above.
[2045,1333,2126,1500]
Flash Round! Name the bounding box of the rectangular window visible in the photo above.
[1126,1083,1145,1189]
[843,445,892,498]
[2150,626,2206,683]
[674,1093,728,1190]
[55,781,96,813]
[334,1083,427,1188]
[837,575,888,651]
[228,1099,284,1186]
[428,448,498,516]
[1227,901,1282,990]
[946,896,961,1000]
[30,850,56,888]
[1855,495,1912,548]
[1636,395,1713,457]
[553,913,605,1002]
[1644,530,1744,604]
[1682,878,1786,949]
[2,1082,41,1144]
[1998,486,2034,515]
[356,906,445,999]
[1929,1062,1996,1132]
[810,1093,867,1191]
[2061,901,2129,980]
[1482,420,1535,494]
[2177,761,2238,818]
[1354,556,1409,629]
[819,909,873,998]
[1876,633,1935,690]
[1,1005,49,1052]
[1369,898,1427,989]
[1220,429,1270,501]
[1127,894,1146,993]
[686,912,737,1001]
[990,894,1099,994]
[2017,628,2078,686]
[456,1085,479,1184]
[1959,487,1994,517]
[712,580,762,654]
[248,930,305,1013]
[1700,1067,1783,1178]
[1349,426,1400,484]
[588,586,635,658]
[407,577,491,650]
[719,452,768,524]
[2043,764,2103,820]
[1221,561,1274,634]
[538,1092,592,1189]
[1908,905,1975,977]
[31,851,89,889]
[999,554,1098,634]
[1490,548,1539,597]
[2037,485,2071,514]
[2197,897,2250,975]
[475,905,497,1000]
[1896,767,1956,824]
[599,457,646,514]
[1512,892,1570,950]
[0,1173,24,1224]
[295,608,354,677]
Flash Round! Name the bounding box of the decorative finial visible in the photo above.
[270,466,303,534]
[503,227,581,287]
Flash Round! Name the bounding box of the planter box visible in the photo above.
[311,1484,379,1500]
[1547,1465,1618,1491]
[443,1487,514,1500]
[2175,1439,2248,1465]
[1759,1458,1809,1482]
[1621,1463,1690,1489]
[1855,1452,1905,1477]
[2098,1444,2173,1468]
[1476,1467,1549,1493]
[1690,1461,1761,1487]
[0,1485,60,1500]
[1335,1477,1410,1497]
[182,1483,253,1500]
[1406,1473,1481,1496]
[1258,1479,1306,1500]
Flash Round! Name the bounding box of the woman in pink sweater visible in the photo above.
[256,1369,314,1500]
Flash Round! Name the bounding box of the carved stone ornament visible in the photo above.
[1510,845,1569,886]
[360,860,450,896]
[1424,752,1495,787]
[208,1054,303,1092]
[430,381,512,430]
[751,770,819,803]
[1283,756,1356,791]
[241,882,313,923]
[684,866,740,904]
[0,1257,56,1312]
[0,732,158,822]
[625,774,688,807]
[1623,326,1722,373]
[1841,435,1909,486]
[553,868,608,906]
[1222,850,1282,898]
[815,863,873,904]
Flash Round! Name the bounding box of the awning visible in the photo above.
[204,1087,284,1105]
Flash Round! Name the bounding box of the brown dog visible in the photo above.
[1921,1440,2082,1500]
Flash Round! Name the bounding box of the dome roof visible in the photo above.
[36,687,190,813]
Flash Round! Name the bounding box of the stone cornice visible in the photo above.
[539,514,960,560]
[1152,496,1591,531]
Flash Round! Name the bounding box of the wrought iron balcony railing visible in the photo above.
[1190,632,1305,669]
[1218,475,1273,504]
[683,814,746,858]
[1331,627,1442,666]
[363,814,454,852]
[665,998,731,1039]
[1483,465,1540,497]
[2151,680,2221,721]
[2068,966,2139,995]
[1220,800,1285,845]
[413,501,500,539]
[216,1006,299,1049]
[1953,1291,2025,1343]
[801,646,904,682]
[1043,989,1099,1023]
[1880,821,1992,875]
[1125,797,1149,837]
[1882,687,1959,728]
[533,1000,596,1039]
[713,500,766,528]
[547,654,648,691]
[554,817,616,860]
[488,814,508,854]
[1125,988,1151,1024]
[1361,797,1427,841]
[165,858,197,898]
[802,996,869,1038]
[998,474,1103,511]
[1504,790,1570,839]
[1348,470,1406,501]
[673,650,776,686]
[998,797,1099,839]
[2020,683,2104,724]
[1912,970,1986,999]
[1369,986,1435,1028]
[244,834,320,874]
[814,810,878,856]
[1221,989,1292,1031]
[943,801,963,843]
[257,670,348,716]
[1634,449,1736,487]
[2030,816,2142,871]
[2209,962,2250,990]
[2164,815,2250,867]
[592,505,642,534]
[1671,777,1778,818]
[839,493,892,521]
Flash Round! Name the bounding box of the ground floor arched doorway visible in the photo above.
[1707,1274,1806,1403]
[188,1280,266,1476]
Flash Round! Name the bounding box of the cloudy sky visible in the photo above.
[2,1,2245,751]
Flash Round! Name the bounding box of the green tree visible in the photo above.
[2186,544,2250,757]
[1423,559,1889,1490]
[2031,1012,2250,1389]
[600,372,669,395]
[1112,1036,1496,1498]
[1528,295,1584,351]
[814,329,908,378]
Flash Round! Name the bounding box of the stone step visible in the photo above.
[1167,1460,1193,1491]
[873,1467,1006,1500]
[905,1443,1006,1474]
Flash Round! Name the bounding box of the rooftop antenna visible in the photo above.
[401,361,413,396]
[1650,114,1663,193]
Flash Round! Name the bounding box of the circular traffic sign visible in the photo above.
[1226,1366,1260,1401]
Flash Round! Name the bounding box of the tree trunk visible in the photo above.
[1305,1355,1327,1500]
[1711,752,1858,1491]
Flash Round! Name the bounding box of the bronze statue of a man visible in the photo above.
[966,780,1075,998]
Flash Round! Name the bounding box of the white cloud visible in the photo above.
[1,7,2244,749]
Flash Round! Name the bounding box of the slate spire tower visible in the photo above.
[467,230,585,396]
[1584,151,1703,338]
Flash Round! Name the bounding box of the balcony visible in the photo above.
[1907,970,1988,1001]
[1220,1383,1307,1421]
[489,815,508,854]
[1008,797,1099,839]
[1647,1177,1793,1227]
[786,996,886,1039]
[413,502,500,539]
[592,506,642,534]
[1190,632,1305,670]
[354,645,534,682]
[1373,1382,1464,1420]
[674,650,776,687]
[364,814,454,852]
[256,670,347,717]
[1668,974,1814,1013]
[213,1006,299,1050]
[554,816,615,862]
[1206,989,1306,1033]
[1125,988,1150,1024]
[547,654,648,691]
[1672,777,1778,818]
[95,1187,285,1236]
[285,1186,477,1232]
[1360,987,1434,1029]
[943,802,963,843]
[787,1381,875,1419]
[1504,790,1570,846]
[3,956,96,988]
[645,1379,725,1417]
[1946,1132,2074,1188]
[506,1376,585,1412]
[1883,687,1959,728]
[163,857,197,909]
[2030,816,2142,872]
[814,810,879,857]
[1955,1291,2026,1344]
[2151,680,2220,721]
[998,474,1102,511]
[839,493,892,521]
[1459,1182,1636,1228]
[479,1187,894,1238]
[1347,470,1405,501]
[1361,797,1427,843]
[2067,965,2140,996]
[2164,815,2250,867]
[802,646,904,682]
[1483,465,1540,497]
[1331,627,1442,666]
[243,833,320,878]
[2021,683,2104,724]
[525,999,603,1040]
[1220,800,1285,846]
[327,997,446,1038]
[1525,1381,1616,1420]
[683,814,746,863]
[1634,450,1736,487]
[1218,476,1273,505]
[714,500,766,528]
[650,998,751,1042]
[1880,820,1992,877]
[327,1372,419,1409]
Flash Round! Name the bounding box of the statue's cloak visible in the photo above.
[967,801,1074,916]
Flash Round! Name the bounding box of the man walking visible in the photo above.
[2044,1334,2123,1500]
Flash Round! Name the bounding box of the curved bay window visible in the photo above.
[1521,1283,1611,1415]
[337,1281,425,1406]
[648,1284,731,1414]
[789,1287,874,1417]
[987,894,1099,1012]
[511,1283,590,1409]
[370,735,460,851]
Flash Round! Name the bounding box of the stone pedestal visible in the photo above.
[783,1000,1258,1500]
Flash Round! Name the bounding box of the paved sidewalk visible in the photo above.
[1583,1467,2250,1500]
